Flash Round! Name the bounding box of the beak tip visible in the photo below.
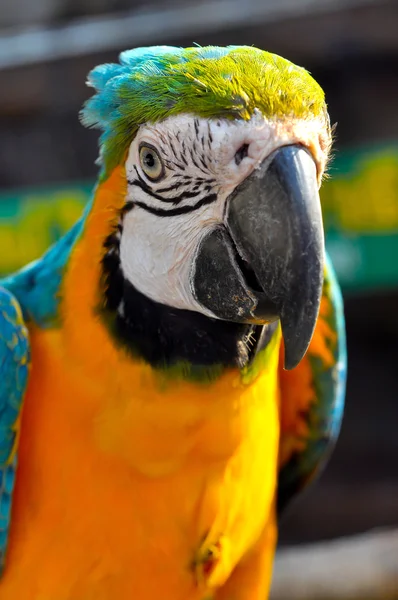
[283,352,303,371]
[281,315,316,370]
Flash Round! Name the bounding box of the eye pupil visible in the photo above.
[144,152,155,168]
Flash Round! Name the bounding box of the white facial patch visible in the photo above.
[119,111,330,316]
[120,200,224,317]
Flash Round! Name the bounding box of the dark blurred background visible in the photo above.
[0,0,397,545]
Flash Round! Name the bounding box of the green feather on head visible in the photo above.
[81,45,327,179]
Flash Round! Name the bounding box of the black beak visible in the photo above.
[192,145,324,370]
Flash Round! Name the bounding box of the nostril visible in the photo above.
[234,144,249,166]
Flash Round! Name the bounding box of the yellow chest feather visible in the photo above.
[2,326,280,600]
[1,170,281,599]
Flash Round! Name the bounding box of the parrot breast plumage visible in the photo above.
[0,45,346,600]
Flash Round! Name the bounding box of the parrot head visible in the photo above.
[81,46,332,371]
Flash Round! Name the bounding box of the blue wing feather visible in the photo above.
[0,287,30,571]
[278,252,347,512]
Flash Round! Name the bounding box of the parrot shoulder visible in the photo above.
[0,287,30,572]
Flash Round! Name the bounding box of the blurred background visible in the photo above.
[0,0,397,547]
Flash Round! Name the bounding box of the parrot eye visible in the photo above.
[139,144,165,182]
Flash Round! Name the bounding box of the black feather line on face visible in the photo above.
[129,193,218,217]
[155,181,189,193]
[189,145,208,175]
[207,122,213,146]
[128,175,202,204]
[179,152,189,167]
[99,213,275,370]
[199,153,209,170]
[128,165,218,214]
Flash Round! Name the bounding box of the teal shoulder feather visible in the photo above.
[278,252,346,512]
[0,287,30,571]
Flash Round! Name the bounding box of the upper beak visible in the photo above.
[192,144,325,370]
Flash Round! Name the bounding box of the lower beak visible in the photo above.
[192,144,325,369]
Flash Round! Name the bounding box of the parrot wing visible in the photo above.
[0,287,30,571]
[277,252,346,513]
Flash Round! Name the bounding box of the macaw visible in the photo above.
[0,46,346,600]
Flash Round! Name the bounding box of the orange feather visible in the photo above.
[1,168,280,600]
